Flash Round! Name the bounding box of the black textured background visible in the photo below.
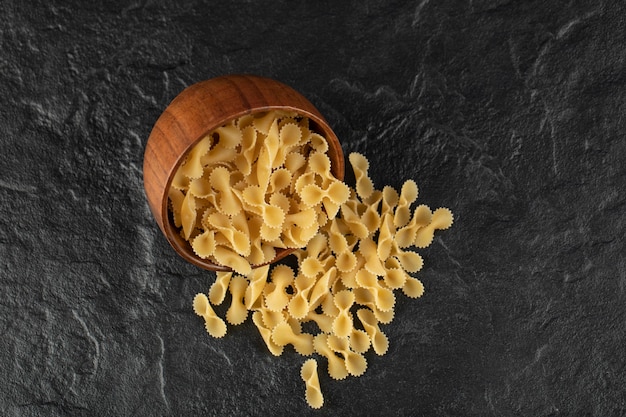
[1,1,625,416]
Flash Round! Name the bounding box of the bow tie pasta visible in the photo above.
[184,115,454,408]
[169,110,349,275]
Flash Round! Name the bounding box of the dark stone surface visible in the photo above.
[1,0,625,415]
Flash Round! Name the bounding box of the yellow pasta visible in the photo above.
[179,136,212,180]
[355,270,395,313]
[244,265,269,310]
[263,265,295,312]
[208,271,231,305]
[348,152,374,200]
[271,320,314,356]
[402,276,425,299]
[353,287,395,325]
[349,328,371,354]
[225,275,248,325]
[331,289,355,338]
[191,230,216,259]
[193,293,227,338]
[394,204,432,248]
[394,179,418,228]
[288,274,315,319]
[357,308,389,356]
[188,148,454,409]
[307,267,337,312]
[313,333,349,380]
[252,311,284,356]
[327,334,367,377]
[414,207,454,248]
[300,359,324,409]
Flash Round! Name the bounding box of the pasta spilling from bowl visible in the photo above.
[168,110,349,276]
[173,110,453,408]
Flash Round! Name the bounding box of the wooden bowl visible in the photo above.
[143,74,345,271]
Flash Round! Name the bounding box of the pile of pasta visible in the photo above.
[184,115,454,408]
[168,110,350,276]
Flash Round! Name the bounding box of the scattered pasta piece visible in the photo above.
[190,150,453,408]
[193,293,227,338]
[208,271,231,305]
[301,359,324,409]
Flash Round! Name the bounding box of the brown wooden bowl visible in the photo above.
[143,74,345,272]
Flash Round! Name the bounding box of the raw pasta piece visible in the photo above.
[284,206,317,230]
[252,311,284,356]
[188,177,212,198]
[332,290,355,338]
[191,230,216,259]
[349,328,371,354]
[170,167,190,191]
[382,258,408,290]
[303,310,334,333]
[193,293,227,338]
[226,275,249,325]
[357,308,389,356]
[263,265,295,312]
[252,111,276,135]
[300,257,324,279]
[381,185,399,216]
[209,166,242,216]
[392,247,424,273]
[320,291,340,318]
[301,359,324,409]
[328,218,349,255]
[214,124,242,149]
[340,202,369,239]
[260,309,287,331]
[355,269,395,313]
[206,212,251,257]
[307,267,337,312]
[402,276,425,298]
[234,125,257,176]
[359,238,387,276]
[308,152,332,178]
[199,143,237,167]
[279,122,302,147]
[168,188,185,227]
[271,321,314,356]
[336,251,357,274]
[353,287,395,325]
[348,152,374,200]
[308,132,329,154]
[288,274,316,319]
[244,265,269,310]
[360,191,382,234]
[264,119,282,169]
[209,271,232,305]
[313,333,349,380]
[268,169,292,194]
[414,207,455,248]
[376,213,395,262]
[327,334,367,377]
[395,204,432,248]
[180,191,197,240]
[394,180,418,228]
[179,136,212,180]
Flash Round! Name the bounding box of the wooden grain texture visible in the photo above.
[143,74,345,271]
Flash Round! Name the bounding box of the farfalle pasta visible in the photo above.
[192,151,454,408]
[169,110,350,274]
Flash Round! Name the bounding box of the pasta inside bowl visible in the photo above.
[143,75,345,272]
